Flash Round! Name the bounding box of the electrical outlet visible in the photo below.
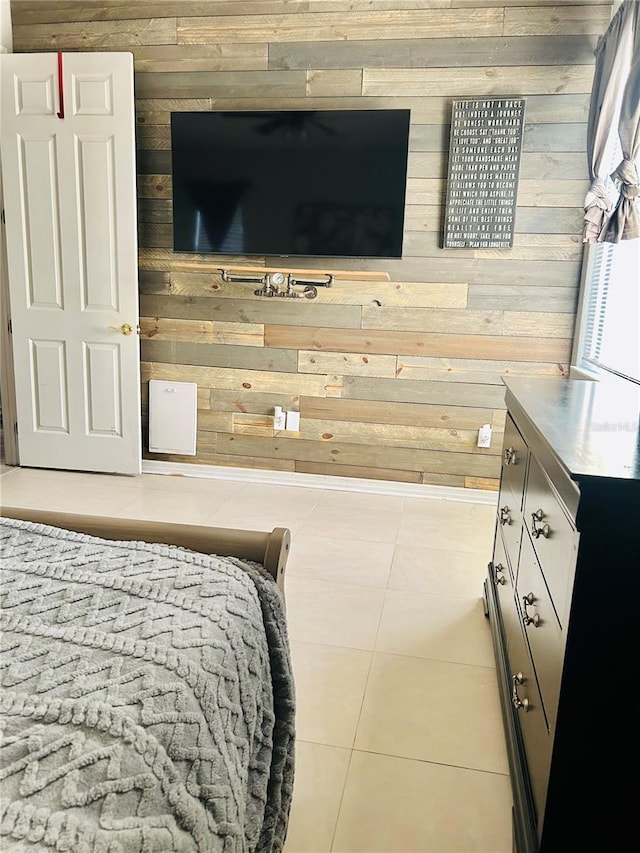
[477,423,492,448]
[273,406,286,430]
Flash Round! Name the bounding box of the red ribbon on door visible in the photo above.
[57,52,64,119]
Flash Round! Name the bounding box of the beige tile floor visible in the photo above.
[0,466,512,852]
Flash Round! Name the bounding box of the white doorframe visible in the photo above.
[0,176,19,467]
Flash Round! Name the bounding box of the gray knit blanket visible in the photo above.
[0,518,295,853]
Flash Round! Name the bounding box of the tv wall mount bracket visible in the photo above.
[220,269,334,299]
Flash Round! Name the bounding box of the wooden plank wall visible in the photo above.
[11,0,612,491]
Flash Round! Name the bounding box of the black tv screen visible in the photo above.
[170,109,410,259]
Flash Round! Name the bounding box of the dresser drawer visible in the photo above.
[497,488,523,578]
[501,414,528,508]
[516,534,564,733]
[492,528,521,650]
[503,603,552,828]
[524,455,579,626]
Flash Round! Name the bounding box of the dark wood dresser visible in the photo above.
[483,376,640,851]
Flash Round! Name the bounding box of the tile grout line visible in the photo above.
[328,636,380,853]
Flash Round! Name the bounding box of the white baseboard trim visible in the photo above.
[141,460,498,505]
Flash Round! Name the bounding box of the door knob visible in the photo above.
[109,323,136,336]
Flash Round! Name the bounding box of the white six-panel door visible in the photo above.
[0,52,141,474]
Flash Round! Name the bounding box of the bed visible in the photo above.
[0,505,295,853]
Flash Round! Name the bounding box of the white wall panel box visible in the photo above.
[149,380,197,455]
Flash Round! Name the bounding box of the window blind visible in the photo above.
[583,242,614,364]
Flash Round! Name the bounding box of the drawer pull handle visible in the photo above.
[522,592,541,627]
[531,509,551,539]
[503,447,518,466]
[493,562,507,586]
[500,506,512,526]
[511,672,530,712]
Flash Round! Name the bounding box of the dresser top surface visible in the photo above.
[503,376,640,482]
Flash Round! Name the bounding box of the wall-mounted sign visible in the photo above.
[443,97,526,249]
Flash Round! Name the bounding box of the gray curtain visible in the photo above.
[605,23,640,241]
[584,0,640,243]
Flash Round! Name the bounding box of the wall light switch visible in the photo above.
[285,411,300,431]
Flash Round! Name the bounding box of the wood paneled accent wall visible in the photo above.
[11,0,612,490]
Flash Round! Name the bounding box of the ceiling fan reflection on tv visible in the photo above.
[226,110,339,138]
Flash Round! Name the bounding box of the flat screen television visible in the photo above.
[170,109,410,259]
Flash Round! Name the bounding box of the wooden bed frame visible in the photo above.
[0,505,291,594]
